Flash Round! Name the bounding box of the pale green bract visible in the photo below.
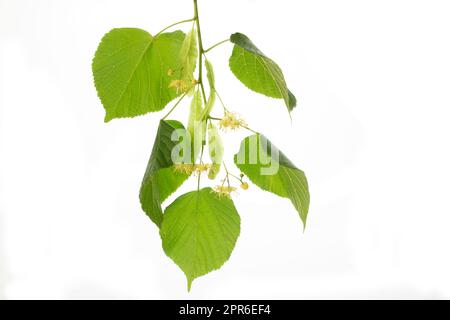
[234,134,310,228]
[207,122,224,179]
[229,33,297,113]
[178,27,198,89]
[205,59,215,93]
[160,188,241,291]
[187,90,204,162]
[140,120,190,227]
[201,59,216,119]
[92,28,185,122]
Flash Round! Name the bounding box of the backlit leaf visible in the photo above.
[92,29,185,122]
[160,188,240,290]
[234,134,309,228]
[139,120,190,227]
[229,32,297,113]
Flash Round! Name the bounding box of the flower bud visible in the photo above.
[240,182,249,190]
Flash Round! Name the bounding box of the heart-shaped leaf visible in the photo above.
[93,28,185,122]
[161,188,240,290]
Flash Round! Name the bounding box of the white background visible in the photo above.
[1,0,450,299]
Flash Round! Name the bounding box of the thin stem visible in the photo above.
[199,83,208,106]
[197,144,205,190]
[193,1,204,52]
[242,125,259,134]
[223,162,229,174]
[213,88,230,112]
[193,0,208,105]
[190,9,205,191]
[155,18,195,38]
[223,162,231,188]
[204,39,230,53]
[228,172,243,182]
[162,92,187,120]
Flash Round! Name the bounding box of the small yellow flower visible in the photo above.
[168,79,189,94]
[173,164,195,175]
[240,182,249,190]
[173,164,213,176]
[167,68,174,77]
[194,163,211,175]
[213,185,237,198]
[219,112,247,131]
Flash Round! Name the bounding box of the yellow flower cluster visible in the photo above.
[194,163,211,175]
[212,185,237,198]
[168,79,189,94]
[219,112,247,131]
[173,164,195,174]
[173,164,212,175]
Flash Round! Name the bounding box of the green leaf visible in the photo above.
[201,59,216,120]
[160,188,240,290]
[139,120,190,227]
[92,28,185,122]
[234,134,309,228]
[229,32,297,112]
[187,89,204,162]
[179,27,198,86]
[207,122,224,179]
[287,90,297,111]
